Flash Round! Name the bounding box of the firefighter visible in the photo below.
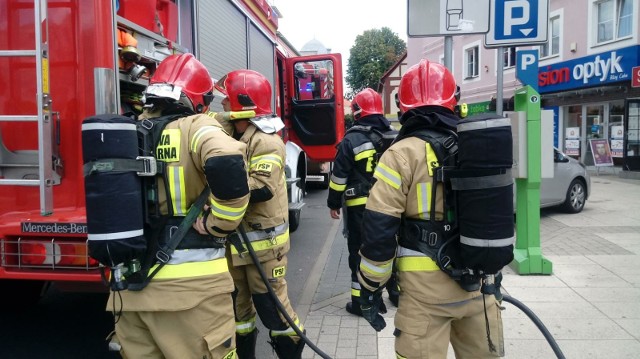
[107,53,249,359]
[205,69,305,359]
[327,88,399,316]
[357,60,505,358]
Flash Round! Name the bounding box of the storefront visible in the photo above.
[540,45,640,171]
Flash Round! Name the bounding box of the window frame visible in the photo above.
[540,12,562,59]
[462,42,480,80]
[593,0,634,45]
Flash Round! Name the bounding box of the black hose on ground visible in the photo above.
[502,294,566,359]
[236,225,333,359]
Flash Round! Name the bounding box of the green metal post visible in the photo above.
[512,86,553,275]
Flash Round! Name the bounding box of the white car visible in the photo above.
[539,148,591,213]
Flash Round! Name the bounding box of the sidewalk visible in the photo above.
[301,173,640,359]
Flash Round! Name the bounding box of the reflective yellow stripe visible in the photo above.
[354,149,376,161]
[236,316,257,334]
[360,258,393,276]
[396,352,408,359]
[426,142,438,177]
[345,197,367,206]
[230,230,290,254]
[374,162,401,189]
[396,256,440,272]
[416,182,431,220]
[351,288,361,297]
[329,181,346,191]
[191,126,220,152]
[271,317,303,337]
[168,166,187,215]
[210,199,248,221]
[149,257,228,280]
[250,154,283,169]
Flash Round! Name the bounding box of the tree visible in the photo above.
[346,27,406,98]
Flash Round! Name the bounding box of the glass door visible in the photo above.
[584,105,605,165]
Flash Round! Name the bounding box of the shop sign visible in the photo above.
[538,45,639,93]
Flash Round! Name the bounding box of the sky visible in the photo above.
[272,0,408,65]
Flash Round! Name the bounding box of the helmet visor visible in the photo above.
[145,83,182,101]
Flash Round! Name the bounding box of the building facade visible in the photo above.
[405,0,640,171]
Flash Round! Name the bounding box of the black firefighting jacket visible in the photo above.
[327,115,397,209]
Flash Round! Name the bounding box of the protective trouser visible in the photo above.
[346,205,366,305]
[394,289,504,359]
[114,292,236,359]
[347,205,399,308]
[230,254,305,359]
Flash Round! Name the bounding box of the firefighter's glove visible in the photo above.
[360,287,386,332]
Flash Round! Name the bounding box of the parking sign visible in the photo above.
[485,0,549,47]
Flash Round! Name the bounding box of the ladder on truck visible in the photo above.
[0,0,60,216]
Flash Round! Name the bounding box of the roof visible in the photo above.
[300,38,330,54]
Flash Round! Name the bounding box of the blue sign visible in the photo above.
[485,0,548,47]
[538,45,640,93]
[495,0,538,40]
[516,50,539,92]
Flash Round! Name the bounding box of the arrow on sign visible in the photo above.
[520,28,533,36]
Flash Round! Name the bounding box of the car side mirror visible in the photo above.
[554,152,569,163]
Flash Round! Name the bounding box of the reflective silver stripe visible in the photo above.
[396,246,427,258]
[243,223,288,242]
[271,318,302,336]
[417,182,429,220]
[88,229,144,241]
[330,174,347,185]
[250,154,283,168]
[374,162,402,189]
[81,123,136,131]
[236,318,256,332]
[167,247,226,265]
[460,235,515,248]
[351,281,361,289]
[168,166,187,215]
[457,117,511,132]
[191,126,220,152]
[352,142,375,155]
[360,258,392,275]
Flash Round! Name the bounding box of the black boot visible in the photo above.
[236,329,259,359]
[269,333,305,359]
[345,301,362,316]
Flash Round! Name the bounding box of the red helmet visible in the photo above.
[146,53,213,113]
[398,59,458,113]
[218,69,272,117]
[351,88,383,120]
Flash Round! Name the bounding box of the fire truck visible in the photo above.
[0,0,344,303]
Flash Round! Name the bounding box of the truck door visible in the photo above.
[285,54,344,162]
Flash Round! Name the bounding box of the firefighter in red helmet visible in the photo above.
[200,69,305,359]
[327,88,399,316]
[106,53,249,359]
[357,60,505,358]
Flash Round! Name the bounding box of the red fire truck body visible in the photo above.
[0,0,344,300]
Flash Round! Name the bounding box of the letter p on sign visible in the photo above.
[516,50,539,92]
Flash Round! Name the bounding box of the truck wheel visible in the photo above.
[289,209,301,233]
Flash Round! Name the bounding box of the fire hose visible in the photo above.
[236,224,333,359]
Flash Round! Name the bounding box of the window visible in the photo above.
[541,16,560,57]
[596,0,632,43]
[503,47,517,69]
[464,46,478,79]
